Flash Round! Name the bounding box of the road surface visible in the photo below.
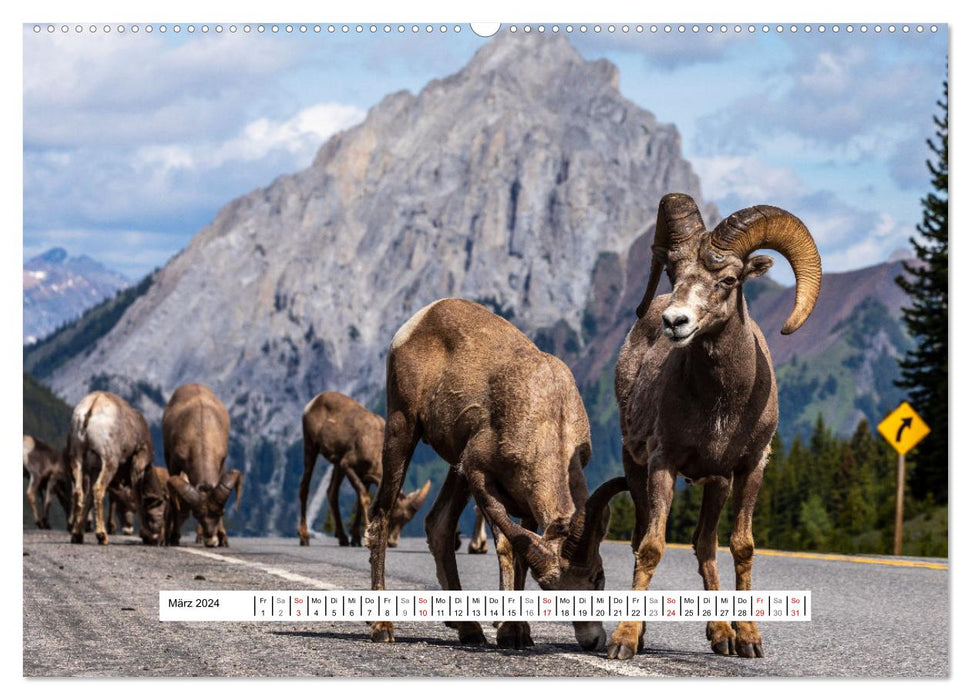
[22,529,948,677]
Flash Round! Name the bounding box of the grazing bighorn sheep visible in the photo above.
[467,507,489,554]
[136,466,172,545]
[66,392,153,545]
[23,435,64,529]
[163,383,242,548]
[40,456,73,531]
[605,194,821,661]
[367,298,627,650]
[298,391,430,547]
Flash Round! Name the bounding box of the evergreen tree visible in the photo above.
[607,492,635,541]
[896,75,949,504]
[753,432,785,546]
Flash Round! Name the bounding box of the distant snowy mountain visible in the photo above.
[23,248,129,344]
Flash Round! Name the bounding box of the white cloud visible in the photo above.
[23,29,309,148]
[135,102,365,173]
[693,155,808,203]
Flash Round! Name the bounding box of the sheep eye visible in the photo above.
[719,276,738,288]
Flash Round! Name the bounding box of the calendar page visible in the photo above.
[21,14,949,681]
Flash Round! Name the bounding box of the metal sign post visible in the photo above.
[877,401,931,556]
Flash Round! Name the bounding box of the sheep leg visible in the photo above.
[468,507,489,554]
[729,462,765,659]
[69,454,86,544]
[26,473,43,527]
[91,460,114,545]
[55,482,72,531]
[167,502,189,546]
[692,477,735,655]
[326,466,349,546]
[38,474,54,529]
[345,465,371,547]
[107,494,118,535]
[425,468,486,645]
[297,441,318,546]
[607,455,676,661]
[494,516,534,649]
[217,517,229,547]
[368,409,419,643]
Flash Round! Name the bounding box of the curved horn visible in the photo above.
[709,205,822,334]
[476,494,560,586]
[636,193,707,318]
[211,469,243,509]
[167,473,202,512]
[563,476,629,564]
[403,480,432,517]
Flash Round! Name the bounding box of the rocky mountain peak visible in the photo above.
[36,247,68,264]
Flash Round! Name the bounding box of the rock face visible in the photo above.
[23,248,129,345]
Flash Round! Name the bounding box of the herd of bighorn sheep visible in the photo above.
[25,193,820,661]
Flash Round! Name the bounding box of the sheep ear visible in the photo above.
[742,254,773,281]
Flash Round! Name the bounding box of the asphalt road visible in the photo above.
[22,528,949,678]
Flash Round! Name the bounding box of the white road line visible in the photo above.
[178,548,660,676]
[562,653,663,677]
[178,548,338,589]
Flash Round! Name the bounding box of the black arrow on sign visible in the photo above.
[896,417,913,443]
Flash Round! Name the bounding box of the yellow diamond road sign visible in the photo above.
[878,401,931,455]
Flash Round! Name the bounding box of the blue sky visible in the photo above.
[22,23,947,284]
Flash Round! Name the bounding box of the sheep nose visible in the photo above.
[662,311,690,330]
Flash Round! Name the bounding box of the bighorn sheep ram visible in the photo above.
[298,391,430,547]
[66,392,153,545]
[367,298,627,650]
[136,466,172,545]
[23,435,65,529]
[605,194,821,660]
[163,383,242,548]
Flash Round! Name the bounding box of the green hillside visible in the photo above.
[776,298,911,444]
[23,372,74,530]
[23,372,73,446]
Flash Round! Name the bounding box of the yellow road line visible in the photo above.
[659,542,948,570]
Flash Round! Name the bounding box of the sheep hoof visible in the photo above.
[338,537,350,547]
[457,625,487,646]
[70,532,84,544]
[606,642,636,660]
[370,622,395,643]
[96,532,109,545]
[350,538,363,547]
[496,621,533,649]
[736,642,761,658]
[707,621,735,655]
[299,536,310,546]
[731,621,763,658]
